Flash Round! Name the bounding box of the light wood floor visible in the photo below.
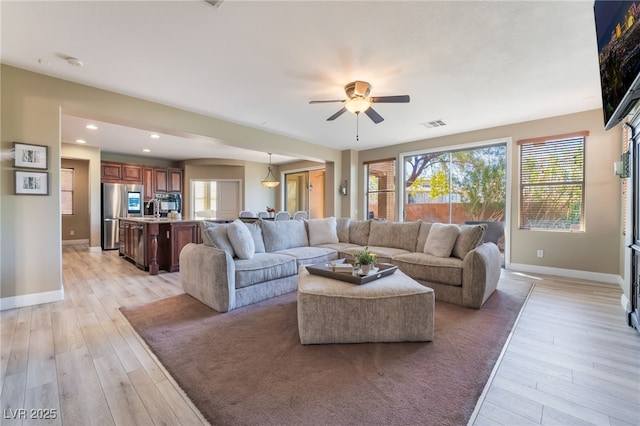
[1,245,638,426]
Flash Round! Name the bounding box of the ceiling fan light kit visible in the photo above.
[309,80,410,136]
[261,153,280,188]
[344,97,372,114]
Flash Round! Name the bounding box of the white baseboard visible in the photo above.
[621,294,631,312]
[62,239,89,245]
[508,263,620,285]
[89,246,102,252]
[0,287,65,311]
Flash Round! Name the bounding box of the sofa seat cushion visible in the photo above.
[274,246,338,268]
[234,253,297,289]
[339,246,410,264]
[392,252,463,286]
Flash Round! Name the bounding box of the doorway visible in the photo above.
[61,158,91,244]
[285,169,325,218]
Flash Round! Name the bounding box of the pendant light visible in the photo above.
[261,153,280,188]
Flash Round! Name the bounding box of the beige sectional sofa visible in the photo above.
[180,217,502,313]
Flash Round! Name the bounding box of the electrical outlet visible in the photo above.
[70,230,75,236]
[537,249,544,258]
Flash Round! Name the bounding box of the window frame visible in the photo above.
[61,167,74,215]
[364,158,396,221]
[518,131,588,232]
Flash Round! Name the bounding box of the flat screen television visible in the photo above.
[594,1,640,130]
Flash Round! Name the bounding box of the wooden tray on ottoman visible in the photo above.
[305,258,398,285]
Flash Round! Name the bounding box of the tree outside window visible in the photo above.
[404,145,506,224]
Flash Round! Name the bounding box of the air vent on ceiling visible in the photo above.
[204,0,223,9]
[420,119,447,128]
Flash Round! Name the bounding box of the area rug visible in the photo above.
[121,278,532,426]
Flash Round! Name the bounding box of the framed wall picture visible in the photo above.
[15,170,49,195]
[13,142,48,170]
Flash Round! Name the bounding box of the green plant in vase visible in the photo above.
[354,247,376,274]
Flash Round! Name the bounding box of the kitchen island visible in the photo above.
[119,217,231,275]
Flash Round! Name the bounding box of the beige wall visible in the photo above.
[0,65,342,307]
[359,109,623,280]
[61,158,90,241]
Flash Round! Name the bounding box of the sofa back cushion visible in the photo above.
[349,220,371,246]
[367,221,422,251]
[452,223,486,259]
[336,218,351,243]
[261,219,309,252]
[416,222,433,251]
[423,223,460,258]
[307,217,339,246]
[243,220,266,253]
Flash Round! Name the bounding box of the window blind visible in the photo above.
[520,136,585,230]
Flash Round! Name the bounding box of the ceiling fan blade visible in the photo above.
[365,107,384,124]
[309,99,345,104]
[327,108,347,121]
[370,95,410,103]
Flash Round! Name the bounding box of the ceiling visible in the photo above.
[1,0,604,164]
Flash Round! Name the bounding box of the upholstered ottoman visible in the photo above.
[297,266,434,344]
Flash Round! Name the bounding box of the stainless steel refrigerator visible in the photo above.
[101,183,144,250]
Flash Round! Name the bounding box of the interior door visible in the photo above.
[217,181,240,220]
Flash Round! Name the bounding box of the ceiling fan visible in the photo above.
[309,80,410,124]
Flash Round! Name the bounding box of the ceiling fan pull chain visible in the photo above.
[356,113,360,141]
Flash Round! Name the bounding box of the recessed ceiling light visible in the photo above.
[150,134,160,139]
[142,149,151,153]
[420,119,447,129]
[65,56,84,67]
[75,139,86,144]
[85,124,98,130]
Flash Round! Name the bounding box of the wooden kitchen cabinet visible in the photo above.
[168,168,183,193]
[120,218,201,274]
[122,164,142,182]
[159,221,202,272]
[101,161,182,196]
[143,167,155,200]
[101,162,123,182]
[154,168,168,193]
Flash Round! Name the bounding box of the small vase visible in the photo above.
[269,212,275,218]
[360,264,372,275]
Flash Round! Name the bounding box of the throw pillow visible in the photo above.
[423,223,460,258]
[227,219,255,260]
[452,224,487,259]
[308,217,339,246]
[204,225,236,258]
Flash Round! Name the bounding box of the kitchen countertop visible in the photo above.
[120,216,196,223]
[120,217,232,223]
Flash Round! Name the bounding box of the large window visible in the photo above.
[192,180,217,219]
[365,159,396,221]
[61,168,74,215]
[519,132,586,231]
[403,144,506,224]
